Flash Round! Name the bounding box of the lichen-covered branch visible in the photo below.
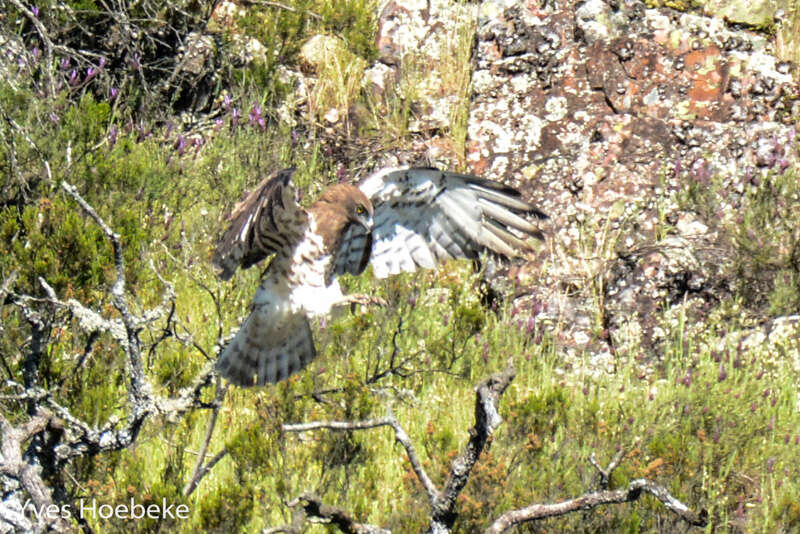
[1,178,218,526]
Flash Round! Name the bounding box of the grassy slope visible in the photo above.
[1,0,800,533]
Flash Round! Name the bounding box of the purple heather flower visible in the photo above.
[175,135,186,156]
[131,52,141,70]
[214,118,223,132]
[31,47,40,62]
[337,165,346,181]
[718,364,727,382]
[533,330,543,344]
[48,112,59,124]
[778,159,790,174]
[291,129,298,145]
[68,69,78,86]
[526,317,535,335]
[767,456,776,473]
[32,5,39,17]
[85,67,96,82]
[108,125,118,148]
[248,104,260,124]
[98,57,106,69]
[59,57,69,70]
[223,93,231,110]
[110,87,119,100]
[193,138,204,159]
[231,107,240,126]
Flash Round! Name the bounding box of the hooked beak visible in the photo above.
[356,212,374,232]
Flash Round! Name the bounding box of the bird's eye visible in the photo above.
[356,206,365,215]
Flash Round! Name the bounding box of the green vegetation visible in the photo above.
[1,0,800,533]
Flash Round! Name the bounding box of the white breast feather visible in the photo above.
[287,214,344,317]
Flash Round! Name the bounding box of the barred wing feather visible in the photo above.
[356,167,547,279]
[212,168,307,280]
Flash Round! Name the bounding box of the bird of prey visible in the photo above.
[213,167,547,386]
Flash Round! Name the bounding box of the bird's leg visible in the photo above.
[336,293,388,309]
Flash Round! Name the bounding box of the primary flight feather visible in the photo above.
[213,166,547,386]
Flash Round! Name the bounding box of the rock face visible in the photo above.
[459,0,799,353]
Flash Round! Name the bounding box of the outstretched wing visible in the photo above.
[212,168,308,280]
[349,167,547,279]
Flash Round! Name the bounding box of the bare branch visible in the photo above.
[484,478,708,533]
[283,418,394,433]
[283,412,439,502]
[249,0,322,20]
[61,181,149,408]
[427,362,516,533]
[385,409,439,503]
[183,381,229,497]
[589,449,625,490]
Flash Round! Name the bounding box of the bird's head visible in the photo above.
[317,184,374,232]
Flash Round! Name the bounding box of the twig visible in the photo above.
[385,408,439,503]
[249,0,322,20]
[183,381,229,497]
[283,418,394,433]
[589,449,625,490]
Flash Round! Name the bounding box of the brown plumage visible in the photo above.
[309,184,374,254]
[213,166,547,386]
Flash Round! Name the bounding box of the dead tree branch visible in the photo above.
[0,409,70,533]
[1,177,218,524]
[277,362,707,533]
[7,0,56,98]
[426,362,516,534]
[283,418,394,433]
[484,479,708,533]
